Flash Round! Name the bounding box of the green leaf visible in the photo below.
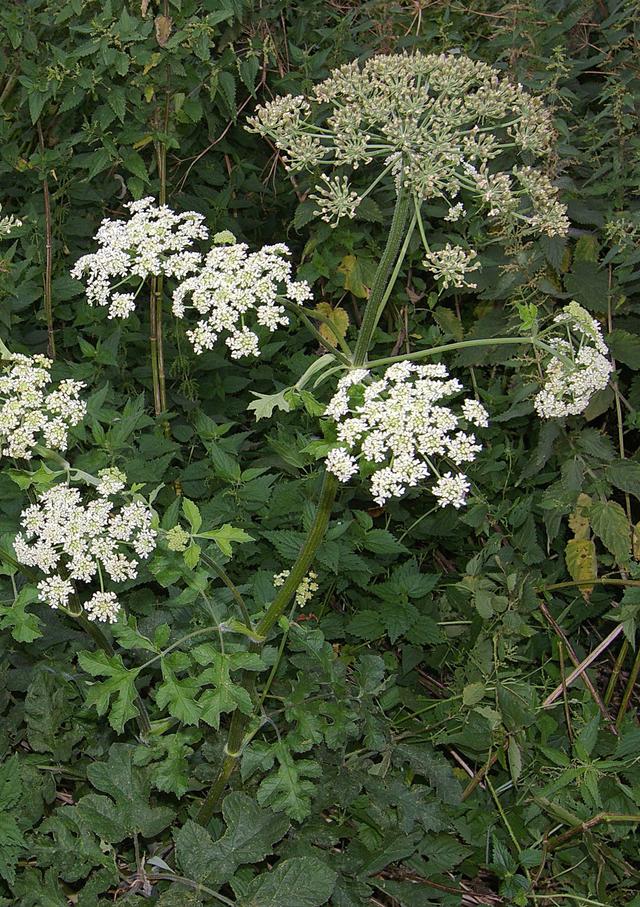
[239,856,337,907]
[198,651,254,729]
[590,499,631,565]
[607,459,640,497]
[156,657,202,726]
[78,650,142,734]
[176,793,289,887]
[256,742,321,821]
[248,388,292,421]
[363,529,408,555]
[182,497,202,533]
[0,586,42,642]
[607,330,640,369]
[198,523,253,556]
[77,744,174,842]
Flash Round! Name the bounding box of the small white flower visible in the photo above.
[273,569,319,607]
[14,482,156,620]
[422,243,480,290]
[325,447,359,482]
[84,591,121,623]
[432,472,470,508]
[323,362,487,507]
[0,354,86,460]
[534,303,613,419]
[462,399,489,427]
[96,467,127,497]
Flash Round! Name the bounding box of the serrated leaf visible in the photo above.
[198,651,254,729]
[607,460,640,497]
[198,523,253,556]
[590,499,631,565]
[182,497,202,533]
[156,660,202,726]
[568,493,592,540]
[77,745,174,842]
[256,742,321,821]
[248,388,292,421]
[565,539,597,600]
[78,650,142,734]
[176,794,289,887]
[607,329,640,369]
[239,856,337,907]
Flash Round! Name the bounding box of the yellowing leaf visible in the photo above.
[338,254,368,298]
[568,493,592,540]
[144,86,155,103]
[154,14,173,46]
[313,302,349,348]
[633,522,640,560]
[565,538,597,600]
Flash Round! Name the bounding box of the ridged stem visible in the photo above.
[195,190,413,825]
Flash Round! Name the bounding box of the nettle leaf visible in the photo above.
[565,539,597,600]
[607,329,640,369]
[238,856,337,907]
[182,497,202,533]
[607,459,640,497]
[590,500,631,565]
[175,793,289,887]
[78,650,142,734]
[76,744,174,842]
[257,741,322,821]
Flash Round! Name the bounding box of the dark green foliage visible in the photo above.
[1,1,640,906]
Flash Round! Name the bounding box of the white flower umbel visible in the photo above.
[534,302,614,419]
[422,244,480,290]
[172,239,312,358]
[273,569,319,607]
[248,53,569,239]
[324,361,488,507]
[14,482,157,623]
[0,353,86,459]
[70,197,208,318]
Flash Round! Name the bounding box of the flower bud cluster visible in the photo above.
[172,240,312,358]
[0,353,86,459]
[422,244,480,289]
[534,303,613,419]
[70,197,208,318]
[273,569,319,607]
[14,481,157,623]
[324,362,489,508]
[248,52,567,239]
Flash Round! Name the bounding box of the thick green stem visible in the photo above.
[353,190,411,365]
[195,190,413,824]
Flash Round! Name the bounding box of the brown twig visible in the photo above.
[36,121,55,358]
[539,603,618,735]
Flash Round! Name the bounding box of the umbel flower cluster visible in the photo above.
[535,303,613,419]
[172,239,313,358]
[14,475,156,624]
[273,569,319,607]
[0,353,86,459]
[247,52,569,243]
[70,197,208,318]
[324,362,489,508]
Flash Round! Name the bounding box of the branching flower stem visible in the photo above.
[196,188,413,826]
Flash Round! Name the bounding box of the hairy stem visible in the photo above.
[196,190,412,823]
[149,277,167,416]
[353,190,411,364]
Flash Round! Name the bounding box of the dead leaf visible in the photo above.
[155,14,173,46]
